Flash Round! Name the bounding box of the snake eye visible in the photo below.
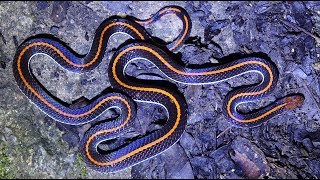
[284,95,305,110]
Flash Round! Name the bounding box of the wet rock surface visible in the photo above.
[0,1,319,179]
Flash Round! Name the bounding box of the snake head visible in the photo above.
[284,95,305,110]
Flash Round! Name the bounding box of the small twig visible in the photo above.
[280,19,320,44]
[216,126,232,139]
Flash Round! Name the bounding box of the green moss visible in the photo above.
[0,146,15,179]
[75,153,88,179]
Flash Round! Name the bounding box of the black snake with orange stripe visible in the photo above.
[12,6,304,172]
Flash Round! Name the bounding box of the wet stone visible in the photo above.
[230,136,270,178]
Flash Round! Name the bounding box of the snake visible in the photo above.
[12,5,304,173]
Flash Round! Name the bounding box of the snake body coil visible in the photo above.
[13,6,304,172]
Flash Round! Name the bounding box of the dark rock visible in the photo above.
[51,98,91,149]
[255,15,268,33]
[43,115,56,127]
[230,136,270,178]
[80,76,96,86]
[0,61,6,69]
[50,69,60,79]
[134,101,168,135]
[187,1,212,27]
[61,131,79,149]
[0,31,6,44]
[288,156,307,169]
[207,42,224,59]
[204,19,230,42]
[305,1,320,12]
[36,1,50,11]
[55,122,80,149]
[199,131,216,152]
[50,25,59,35]
[233,16,245,27]
[293,128,308,143]
[209,144,235,177]
[291,2,312,29]
[190,156,216,179]
[162,144,194,179]
[226,4,240,13]
[50,1,70,23]
[13,35,18,47]
[85,31,89,41]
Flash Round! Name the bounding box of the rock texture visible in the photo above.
[0,1,319,179]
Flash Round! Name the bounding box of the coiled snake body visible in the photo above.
[13,6,304,172]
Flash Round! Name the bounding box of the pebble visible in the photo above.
[50,25,59,35]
